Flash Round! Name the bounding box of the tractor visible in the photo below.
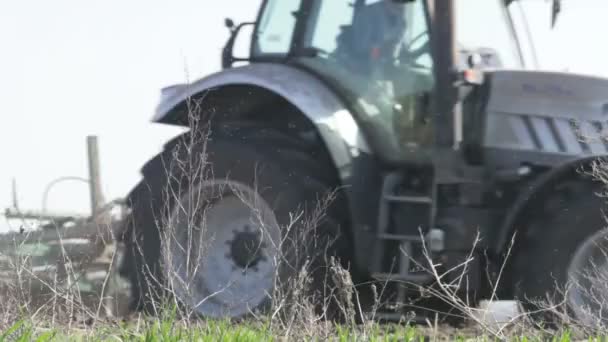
[118,0,608,326]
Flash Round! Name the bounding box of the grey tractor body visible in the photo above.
[122,0,608,323]
[148,61,608,297]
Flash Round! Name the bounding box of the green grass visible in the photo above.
[1,317,603,342]
[1,319,275,342]
[0,303,603,342]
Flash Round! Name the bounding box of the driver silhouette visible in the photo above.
[336,0,409,76]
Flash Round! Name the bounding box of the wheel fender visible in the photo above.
[495,155,608,254]
[152,62,371,181]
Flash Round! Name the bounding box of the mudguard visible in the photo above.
[152,62,372,181]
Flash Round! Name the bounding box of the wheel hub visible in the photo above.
[226,225,267,271]
[164,180,281,318]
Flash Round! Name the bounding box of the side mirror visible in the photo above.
[222,19,255,69]
[225,18,235,31]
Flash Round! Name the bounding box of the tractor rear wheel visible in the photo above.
[119,123,353,319]
[512,177,608,327]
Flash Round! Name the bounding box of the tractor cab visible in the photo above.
[224,0,534,165]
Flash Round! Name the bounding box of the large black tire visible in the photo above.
[511,176,608,327]
[118,122,355,320]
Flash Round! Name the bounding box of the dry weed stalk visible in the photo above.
[386,229,538,340]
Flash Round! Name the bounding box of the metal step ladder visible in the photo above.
[371,172,445,304]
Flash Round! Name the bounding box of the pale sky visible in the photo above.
[0,0,261,231]
[0,0,607,232]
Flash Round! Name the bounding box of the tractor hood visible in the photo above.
[468,69,608,168]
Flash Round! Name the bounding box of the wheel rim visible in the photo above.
[163,180,281,318]
[567,228,608,325]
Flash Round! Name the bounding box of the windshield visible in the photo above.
[250,0,525,162]
[455,0,523,68]
[253,0,524,69]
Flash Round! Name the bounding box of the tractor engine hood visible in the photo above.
[465,69,608,168]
